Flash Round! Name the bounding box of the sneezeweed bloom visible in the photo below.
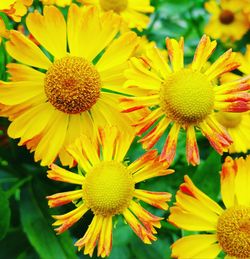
[168,156,250,259]
[204,0,249,42]
[77,0,154,31]
[215,112,250,153]
[121,35,250,166]
[0,4,139,166]
[0,0,33,22]
[0,18,9,44]
[40,0,72,7]
[47,127,173,257]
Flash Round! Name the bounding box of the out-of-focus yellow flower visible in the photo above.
[77,0,154,31]
[169,156,250,259]
[0,4,139,166]
[0,0,33,22]
[47,127,172,257]
[205,0,249,42]
[40,0,72,7]
[121,35,250,166]
[0,18,10,44]
[215,112,250,153]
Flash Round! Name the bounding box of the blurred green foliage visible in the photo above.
[0,0,249,258]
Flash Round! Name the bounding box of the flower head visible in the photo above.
[0,4,139,166]
[204,0,249,42]
[77,0,154,31]
[0,0,33,22]
[169,155,250,258]
[122,35,250,165]
[40,0,72,7]
[215,111,250,153]
[47,127,172,257]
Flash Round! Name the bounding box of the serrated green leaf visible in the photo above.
[0,187,10,240]
[20,184,77,259]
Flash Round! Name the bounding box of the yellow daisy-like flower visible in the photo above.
[0,0,33,22]
[204,0,249,42]
[0,18,10,44]
[77,0,154,31]
[121,35,250,166]
[40,0,72,7]
[168,156,250,259]
[47,127,173,257]
[215,112,250,153]
[0,4,140,166]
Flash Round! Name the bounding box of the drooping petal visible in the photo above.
[186,125,200,166]
[134,189,171,210]
[47,163,84,184]
[47,189,83,208]
[160,123,181,165]
[52,203,89,234]
[123,208,156,244]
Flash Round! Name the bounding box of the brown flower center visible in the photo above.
[44,56,101,114]
[219,10,235,25]
[217,206,250,258]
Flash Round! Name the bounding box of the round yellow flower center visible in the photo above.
[99,0,128,13]
[160,68,214,124]
[83,161,135,217]
[219,10,235,25]
[217,206,250,258]
[44,56,101,114]
[216,112,242,128]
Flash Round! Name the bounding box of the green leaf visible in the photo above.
[0,187,11,240]
[20,184,77,259]
[192,151,221,200]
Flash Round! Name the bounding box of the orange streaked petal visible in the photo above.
[47,189,83,208]
[179,175,224,215]
[97,216,113,258]
[160,123,181,164]
[47,163,84,184]
[139,117,170,150]
[166,37,184,72]
[186,126,200,166]
[129,200,163,233]
[75,215,104,257]
[220,156,237,208]
[205,49,239,80]
[192,35,217,72]
[134,189,171,210]
[123,208,156,244]
[52,203,88,234]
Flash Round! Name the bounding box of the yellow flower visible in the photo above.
[40,0,72,7]
[204,0,249,42]
[0,0,33,22]
[121,35,250,166]
[215,112,250,153]
[0,4,139,166]
[77,0,154,31]
[168,156,250,259]
[0,18,10,44]
[47,127,173,257]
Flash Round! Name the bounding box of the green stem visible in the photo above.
[6,175,32,198]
